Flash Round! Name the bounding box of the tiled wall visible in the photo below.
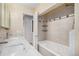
[38,4,74,46]
[46,16,74,46]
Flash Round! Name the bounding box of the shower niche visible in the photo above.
[38,3,75,56]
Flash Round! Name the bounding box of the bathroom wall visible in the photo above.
[38,17,46,41]
[75,3,79,56]
[47,17,74,46]
[46,5,74,46]
[6,4,34,38]
[39,4,74,46]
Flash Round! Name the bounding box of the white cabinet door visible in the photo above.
[0,3,10,29]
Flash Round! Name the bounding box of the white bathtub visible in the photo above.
[38,40,69,56]
[0,37,41,56]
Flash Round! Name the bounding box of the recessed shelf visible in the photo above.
[42,25,48,27]
[42,30,48,32]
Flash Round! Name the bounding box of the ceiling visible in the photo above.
[19,3,40,9]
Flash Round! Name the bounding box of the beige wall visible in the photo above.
[38,17,47,41]
[47,17,74,46]
[7,3,62,39]
[75,3,79,56]
[7,4,34,37]
[38,4,74,46]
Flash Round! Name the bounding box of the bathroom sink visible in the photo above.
[0,43,27,56]
[0,37,41,56]
[0,42,41,56]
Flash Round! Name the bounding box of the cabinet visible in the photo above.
[0,3,10,29]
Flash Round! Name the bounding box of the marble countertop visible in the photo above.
[0,37,41,56]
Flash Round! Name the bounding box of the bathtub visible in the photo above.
[38,40,69,56]
[0,37,41,56]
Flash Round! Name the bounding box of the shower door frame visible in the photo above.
[33,12,39,49]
